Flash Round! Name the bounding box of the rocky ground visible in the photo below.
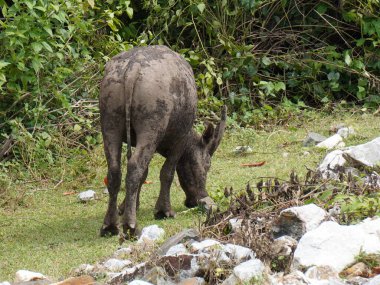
[2,125,380,285]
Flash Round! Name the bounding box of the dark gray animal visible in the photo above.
[99,45,226,237]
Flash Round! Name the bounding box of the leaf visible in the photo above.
[344,52,352,66]
[261,56,271,66]
[241,161,266,167]
[31,42,43,53]
[197,3,206,13]
[44,26,53,37]
[0,60,10,69]
[143,180,153,184]
[42,42,53,53]
[216,76,223,85]
[73,124,82,132]
[31,57,42,73]
[126,6,133,19]
[87,0,95,8]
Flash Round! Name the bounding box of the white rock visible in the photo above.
[271,235,298,256]
[318,137,380,179]
[221,274,239,285]
[229,218,243,232]
[103,258,132,272]
[364,275,380,285]
[78,190,96,202]
[233,259,265,282]
[128,280,154,285]
[137,225,165,244]
[316,134,344,150]
[15,270,46,282]
[179,256,200,280]
[270,271,309,285]
[283,152,290,158]
[103,187,109,194]
[190,239,222,252]
[223,243,255,262]
[318,150,346,179]
[234,146,253,154]
[343,137,380,166]
[272,204,329,240]
[74,263,95,275]
[113,246,132,258]
[293,217,380,272]
[305,265,339,280]
[165,243,189,256]
[337,127,355,138]
[0,282,11,285]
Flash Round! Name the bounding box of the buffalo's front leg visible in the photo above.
[155,138,187,219]
[154,158,177,219]
[100,134,122,237]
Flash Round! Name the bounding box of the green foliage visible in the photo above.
[1,0,380,182]
[143,0,380,124]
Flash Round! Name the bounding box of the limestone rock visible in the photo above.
[73,264,95,276]
[142,266,168,285]
[364,275,380,285]
[318,150,346,179]
[15,270,46,283]
[78,190,96,202]
[341,262,370,278]
[270,271,309,285]
[190,239,222,253]
[272,204,329,240]
[318,137,380,179]
[223,243,255,263]
[158,229,199,255]
[128,281,154,285]
[0,282,11,285]
[230,259,266,283]
[303,132,327,147]
[102,258,132,272]
[337,127,355,138]
[304,265,340,281]
[292,217,380,272]
[343,137,380,167]
[113,247,132,259]
[52,276,96,285]
[198,197,217,213]
[137,225,165,244]
[229,218,243,233]
[316,134,345,150]
[165,243,189,256]
[178,277,206,285]
[270,235,298,257]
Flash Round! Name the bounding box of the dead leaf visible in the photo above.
[144,180,153,184]
[63,191,76,196]
[241,161,266,167]
[104,176,108,186]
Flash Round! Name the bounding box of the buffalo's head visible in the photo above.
[176,106,227,207]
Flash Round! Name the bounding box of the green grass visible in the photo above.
[1,110,380,281]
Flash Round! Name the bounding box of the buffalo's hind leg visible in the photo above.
[121,141,156,238]
[118,168,148,215]
[100,134,122,237]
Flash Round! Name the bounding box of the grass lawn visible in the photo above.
[1,110,379,281]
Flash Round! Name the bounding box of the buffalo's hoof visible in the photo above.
[154,209,176,219]
[100,224,119,237]
[122,224,139,240]
[184,198,198,208]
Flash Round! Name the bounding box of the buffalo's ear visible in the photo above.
[202,123,215,145]
[207,106,227,156]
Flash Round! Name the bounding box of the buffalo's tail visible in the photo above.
[123,62,140,160]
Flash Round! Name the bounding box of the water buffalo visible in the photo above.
[99,45,226,237]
